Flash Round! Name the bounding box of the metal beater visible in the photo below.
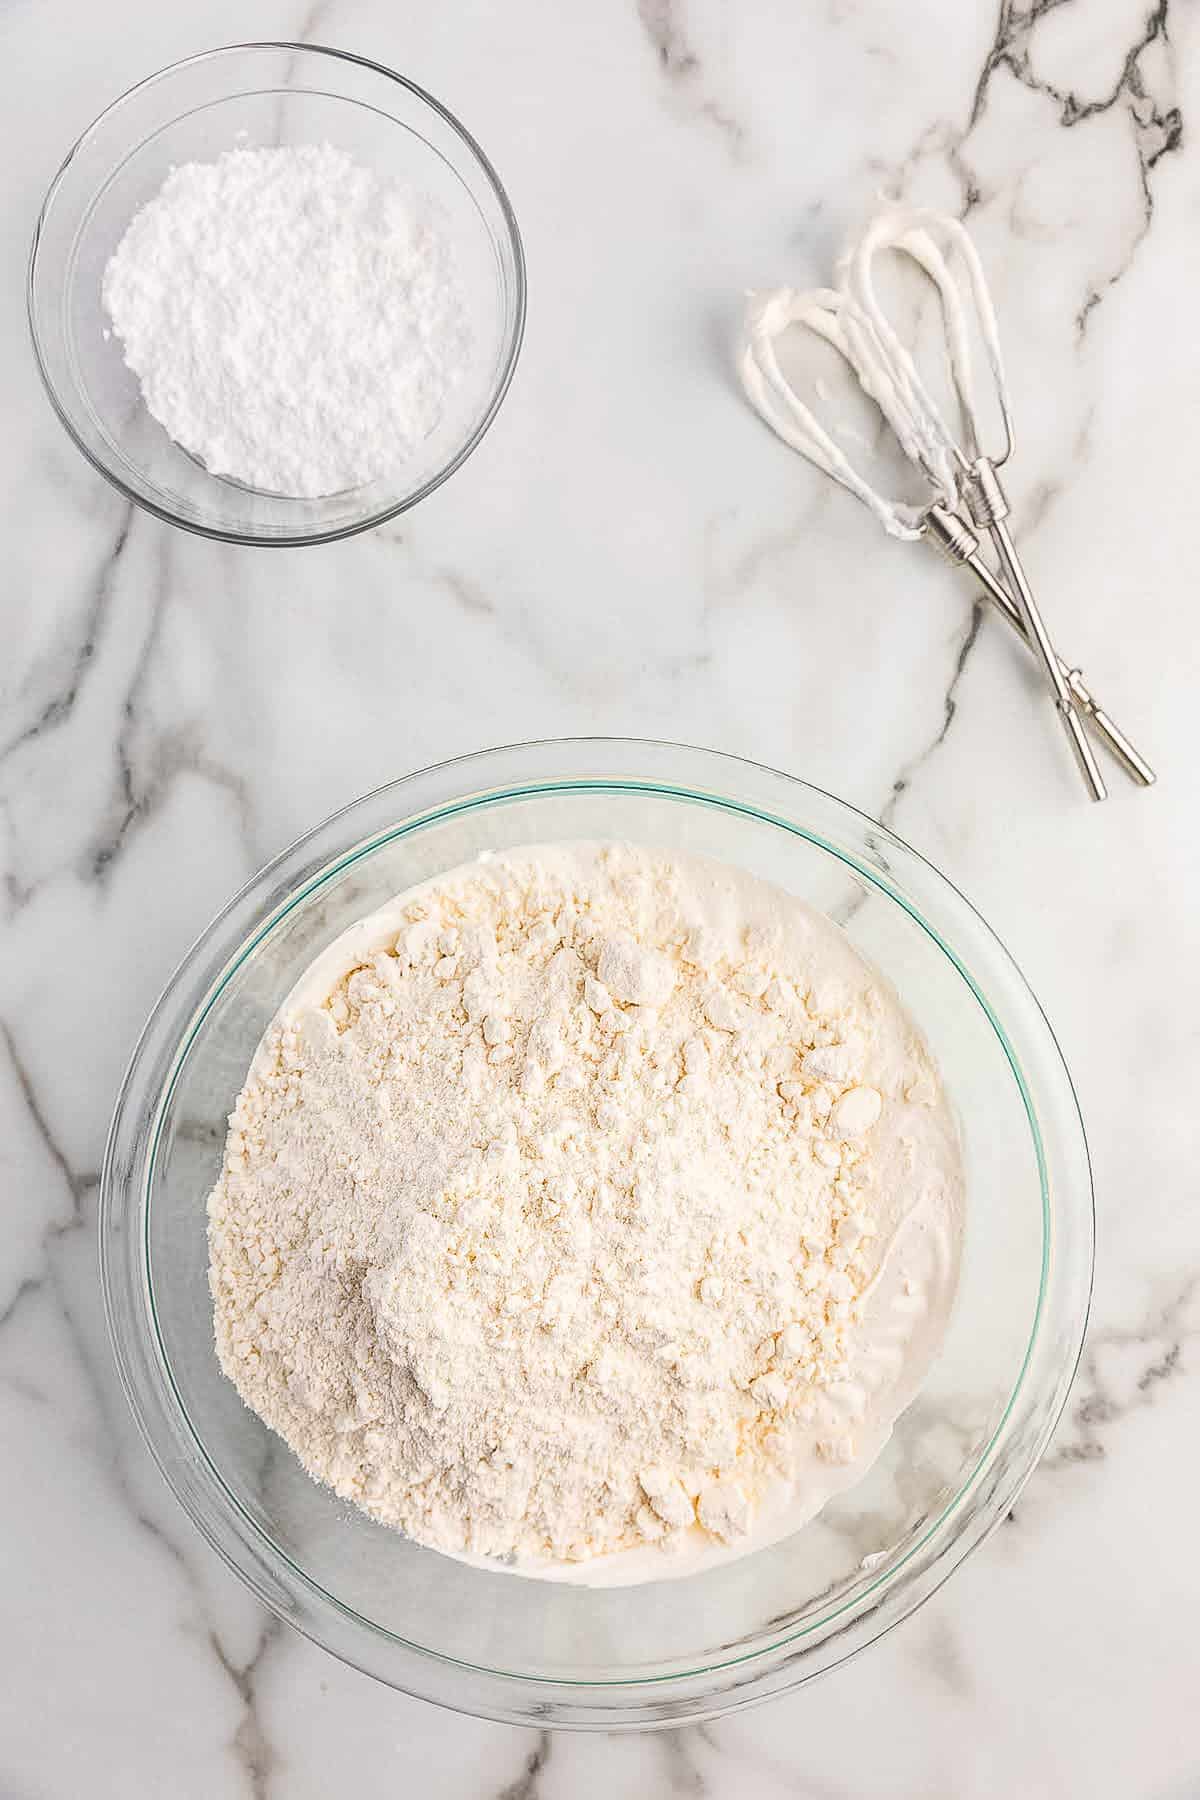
[740,222,1154,795]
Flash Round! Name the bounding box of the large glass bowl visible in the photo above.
[28,43,526,545]
[100,740,1093,1726]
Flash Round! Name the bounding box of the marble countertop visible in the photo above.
[3,0,1196,1793]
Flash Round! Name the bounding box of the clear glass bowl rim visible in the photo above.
[100,738,1094,1727]
[27,40,528,546]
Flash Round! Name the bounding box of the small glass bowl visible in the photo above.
[28,43,526,545]
[100,740,1093,1726]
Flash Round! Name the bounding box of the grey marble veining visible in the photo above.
[1,0,1196,1794]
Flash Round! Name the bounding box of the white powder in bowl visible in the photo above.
[208,844,964,1585]
[101,143,472,497]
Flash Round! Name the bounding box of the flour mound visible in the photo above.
[102,144,471,497]
[207,844,958,1571]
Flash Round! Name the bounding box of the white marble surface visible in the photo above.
[2,0,1197,1792]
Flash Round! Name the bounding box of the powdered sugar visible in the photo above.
[208,844,963,1580]
[102,144,471,497]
